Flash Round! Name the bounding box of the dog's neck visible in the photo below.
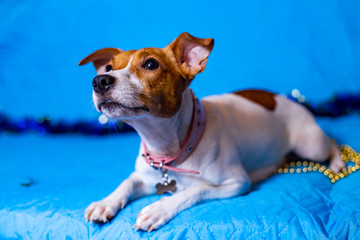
[125,88,194,157]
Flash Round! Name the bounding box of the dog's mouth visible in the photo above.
[99,100,149,112]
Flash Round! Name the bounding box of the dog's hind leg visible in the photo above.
[327,141,345,173]
[290,123,345,173]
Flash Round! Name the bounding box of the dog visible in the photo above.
[78,32,345,232]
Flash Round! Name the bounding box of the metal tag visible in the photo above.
[156,180,177,195]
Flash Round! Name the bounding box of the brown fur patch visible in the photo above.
[129,48,186,118]
[233,90,277,111]
[79,33,214,118]
[112,50,136,70]
[78,48,122,66]
[81,47,186,118]
[167,32,214,80]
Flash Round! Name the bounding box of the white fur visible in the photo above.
[94,55,146,119]
[85,87,344,231]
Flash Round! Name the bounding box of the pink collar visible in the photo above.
[142,91,206,175]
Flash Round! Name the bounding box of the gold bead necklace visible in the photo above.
[276,145,360,183]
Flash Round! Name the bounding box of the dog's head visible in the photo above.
[79,33,214,119]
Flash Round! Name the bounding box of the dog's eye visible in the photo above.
[105,65,113,72]
[143,59,159,70]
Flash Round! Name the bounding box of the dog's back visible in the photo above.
[202,90,343,183]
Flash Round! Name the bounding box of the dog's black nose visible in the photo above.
[92,75,115,94]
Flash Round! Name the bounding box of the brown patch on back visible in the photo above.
[233,90,277,111]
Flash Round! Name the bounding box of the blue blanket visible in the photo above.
[1,0,360,239]
[1,115,360,239]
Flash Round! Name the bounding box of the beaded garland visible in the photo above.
[276,145,360,184]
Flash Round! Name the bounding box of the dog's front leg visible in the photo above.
[85,172,154,223]
[134,178,250,232]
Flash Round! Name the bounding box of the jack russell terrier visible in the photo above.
[79,32,345,232]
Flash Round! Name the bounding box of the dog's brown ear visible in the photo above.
[168,32,214,80]
[78,48,122,74]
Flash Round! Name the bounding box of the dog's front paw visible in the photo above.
[85,198,123,223]
[134,197,175,232]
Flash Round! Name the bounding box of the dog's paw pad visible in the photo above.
[85,200,120,223]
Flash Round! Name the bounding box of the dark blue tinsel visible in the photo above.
[0,114,135,135]
[0,91,359,135]
[287,92,360,117]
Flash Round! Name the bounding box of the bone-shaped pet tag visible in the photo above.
[156,180,177,195]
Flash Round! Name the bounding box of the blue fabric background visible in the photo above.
[0,0,359,239]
